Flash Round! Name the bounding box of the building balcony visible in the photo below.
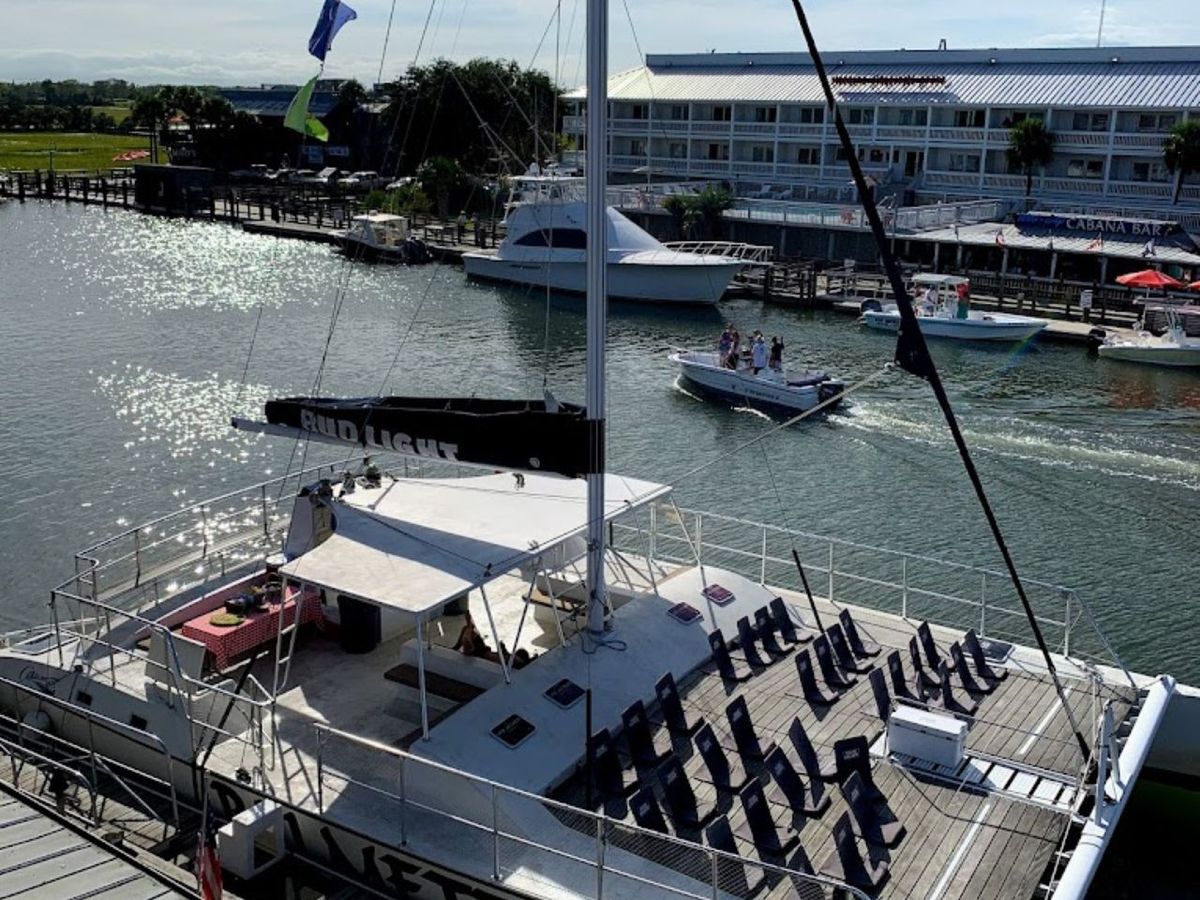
[653,119,691,132]
[923,171,983,189]
[732,121,779,135]
[562,115,585,132]
[1112,132,1171,149]
[1052,131,1110,148]
[690,159,732,174]
[690,121,733,134]
[928,127,986,143]
[610,118,650,132]
[775,163,822,178]
[875,125,929,141]
[776,123,825,138]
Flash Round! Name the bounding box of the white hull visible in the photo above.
[863,309,1047,342]
[670,351,842,412]
[1098,343,1200,367]
[462,253,741,304]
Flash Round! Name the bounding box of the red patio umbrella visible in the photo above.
[1187,281,1200,291]
[1115,269,1184,289]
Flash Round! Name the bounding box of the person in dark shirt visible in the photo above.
[769,336,784,370]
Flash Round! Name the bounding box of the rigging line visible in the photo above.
[375,0,400,89]
[233,304,265,411]
[617,0,654,185]
[788,0,1091,762]
[380,0,439,178]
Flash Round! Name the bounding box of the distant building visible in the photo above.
[218,81,346,120]
[563,46,1200,221]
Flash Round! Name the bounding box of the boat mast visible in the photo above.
[584,0,608,638]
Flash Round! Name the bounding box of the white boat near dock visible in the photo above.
[670,349,844,414]
[862,274,1048,342]
[1097,306,1200,368]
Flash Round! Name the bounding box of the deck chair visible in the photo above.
[829,623,874,674]
[622,700,670,767]
[655,672,701,736]
[818,812,889,892]
[833,736,879,797]
[813,635,856,689]
[839,608,882,658]
[693,722,751,791]
[842,770,905,847]
[794,649,837,707]
[950,641,994,695]
[754,606,794,657]
[589,728,635,799]
[788,717,837,782]
[908,636,940,692]
[709,629,752,683]
[765,746,829,817]
[725,695,776,761]
[965,629,1008,682]
[885,650,921,704]
[657,754,718,830]
[917,621,947,671]
[629,785,671,835]
[936,660,978,717]
[734,780,798,857]
[705,816,765,896]
[770,596,810,645]
[735,616,771,669]
[868,668,892,722]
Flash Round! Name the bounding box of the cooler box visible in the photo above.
[888,705,967,768]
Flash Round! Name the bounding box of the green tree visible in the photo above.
[1006,118,1055,198]
[416,155,467,217]
[691,186,734,239]
[662,194,689,239]
[1163,120,1200,204]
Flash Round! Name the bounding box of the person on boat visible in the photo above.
[955,280,970,319]
[751,333,768,374]
[718,326,733,366]
[921,286,938,316]
[769,336,784,370]
[453,611,491,659]
[727,330,741,368]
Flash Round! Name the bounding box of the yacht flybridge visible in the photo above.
[462,176,750,303]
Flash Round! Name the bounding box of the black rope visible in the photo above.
[788,0,1090,762]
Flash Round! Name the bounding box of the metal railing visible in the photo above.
[314,724,869,900]
[661,241,775,263]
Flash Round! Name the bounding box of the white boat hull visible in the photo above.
[670,351,843,413]
[1098,344,1200,367]
[463,253,742,304]
[863,309,1047,342]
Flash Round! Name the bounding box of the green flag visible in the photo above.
[305,116,329,142]
[284,75,319,136]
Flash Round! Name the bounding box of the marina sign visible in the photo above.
[1017,212,1178,237]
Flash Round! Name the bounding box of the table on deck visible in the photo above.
[182,586,322,671]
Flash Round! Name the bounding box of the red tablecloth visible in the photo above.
[181,586,322,671]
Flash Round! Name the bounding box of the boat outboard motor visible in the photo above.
[1085,327,1107,355]
[860,298,883,313]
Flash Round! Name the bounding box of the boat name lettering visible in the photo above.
[298,411,460,460]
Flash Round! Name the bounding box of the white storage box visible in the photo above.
[888,705,967,768]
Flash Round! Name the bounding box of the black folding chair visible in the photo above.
[818,811,889,892]
[842,770,905,847]
[886,650,921,704]
[868,667,892,721]
[828,623,874,674]
[736,616,771,669]
[725,695,776,761]
[734,780,798,857]
[764,745,829,816]
[622,699,670,767]
[813,634,856,689]
[839,608,881,658]
[629,785,670,835]
[589,728,634,799]
[655,672,701,736]
[693,722,751,791]
[657,754,718,830]
[950,641,994,695]
[709,629,751,683]
[794,649,837,707]
[833,735,879,797]
[705,816,765,897]
[936,660,979,717]
[754,606,794,657]
[770,596,810,645]
[917,620,946,671]
[965,629,1009,682]
[908,635,940,692]
[788,717,837,782]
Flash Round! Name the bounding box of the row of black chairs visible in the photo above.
[793,611,882,708]
[708,596,809,682]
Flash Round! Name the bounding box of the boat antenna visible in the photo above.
[786,0,1090,762]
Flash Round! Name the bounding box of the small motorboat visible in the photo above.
[1096,306,1200,368]
[862,273,1047,342]
[331,212,430,264]
[669,350,844,414]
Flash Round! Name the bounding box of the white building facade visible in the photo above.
[563,46,1200,216]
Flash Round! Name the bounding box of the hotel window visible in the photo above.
[629,139,646,157]
[668,142,687,159]
[1005,111,1043,126]
[954,109,985,128]
[835,146,865,162]
[1067,159,1104,179]
[630,104,648,120]
[948,152,981,172]
[1132,161,1169,182]
[798,107,824,124]
[706,143,729,160]
[753,106,778,123]
[712,105,732,121]
[1072,112,1109,131]
[669,105,689,121]
[897,108,928,127]
[847,108,874,126]
[751,145,775,163]
[1137,113,1176,132]
[795,147,819,165]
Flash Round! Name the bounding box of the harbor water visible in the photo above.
[0,200,1197,686]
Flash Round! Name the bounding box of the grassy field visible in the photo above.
[0,131,152,172]
[88,104,132,124]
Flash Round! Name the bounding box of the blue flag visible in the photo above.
[308,0,357,62]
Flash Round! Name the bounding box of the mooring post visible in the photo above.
[17,173,25,202]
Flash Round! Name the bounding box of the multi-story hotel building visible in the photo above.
[562,46,1200,215]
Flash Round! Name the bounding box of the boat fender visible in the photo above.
[860,298,883,314]
[20,710,52,734]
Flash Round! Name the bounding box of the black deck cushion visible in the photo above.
[705,816,764,897]
[938,660,979,717]
[736,616,771,669]
[655,672,700,735]
[622,699,669,766]
[590,727,632,798]
[629,785,670,835]
[754,606,793,657]
[788,717,837,782]
[839,608,882,658]
[694,722,750,790]
[795,649,837,707]
[842,770,905,847]
[868,667,892,721]
[965,629,1009,682]
[735,780,798,857]
[709,629,751,683]
[828,623,873,674]
[917,621,944,671]
[886,650,920,703]
[909,635,941,690]
[765,746,829,816]
[725,695,777,761]
[818,811,889,891]
[833,736,876,795]
[657,754,716,830]
[769,596,809,645]
[950,641,994,695]
[813,634,856,689]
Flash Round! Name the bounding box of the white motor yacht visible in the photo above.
[462,176,747,303]
[863,274,1048,342]
[670,349,844,414]
[332,212,429,264]
[1097,305,1200,368]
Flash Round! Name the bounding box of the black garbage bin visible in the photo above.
[337,594,381,654]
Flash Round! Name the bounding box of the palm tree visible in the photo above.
[1163,120,1200,204]
[1006,119,1055,198]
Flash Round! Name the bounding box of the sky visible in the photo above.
[1,1,1199,88]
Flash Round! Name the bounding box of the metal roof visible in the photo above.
[912,222,1200,265]
[567,46,1200,109]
